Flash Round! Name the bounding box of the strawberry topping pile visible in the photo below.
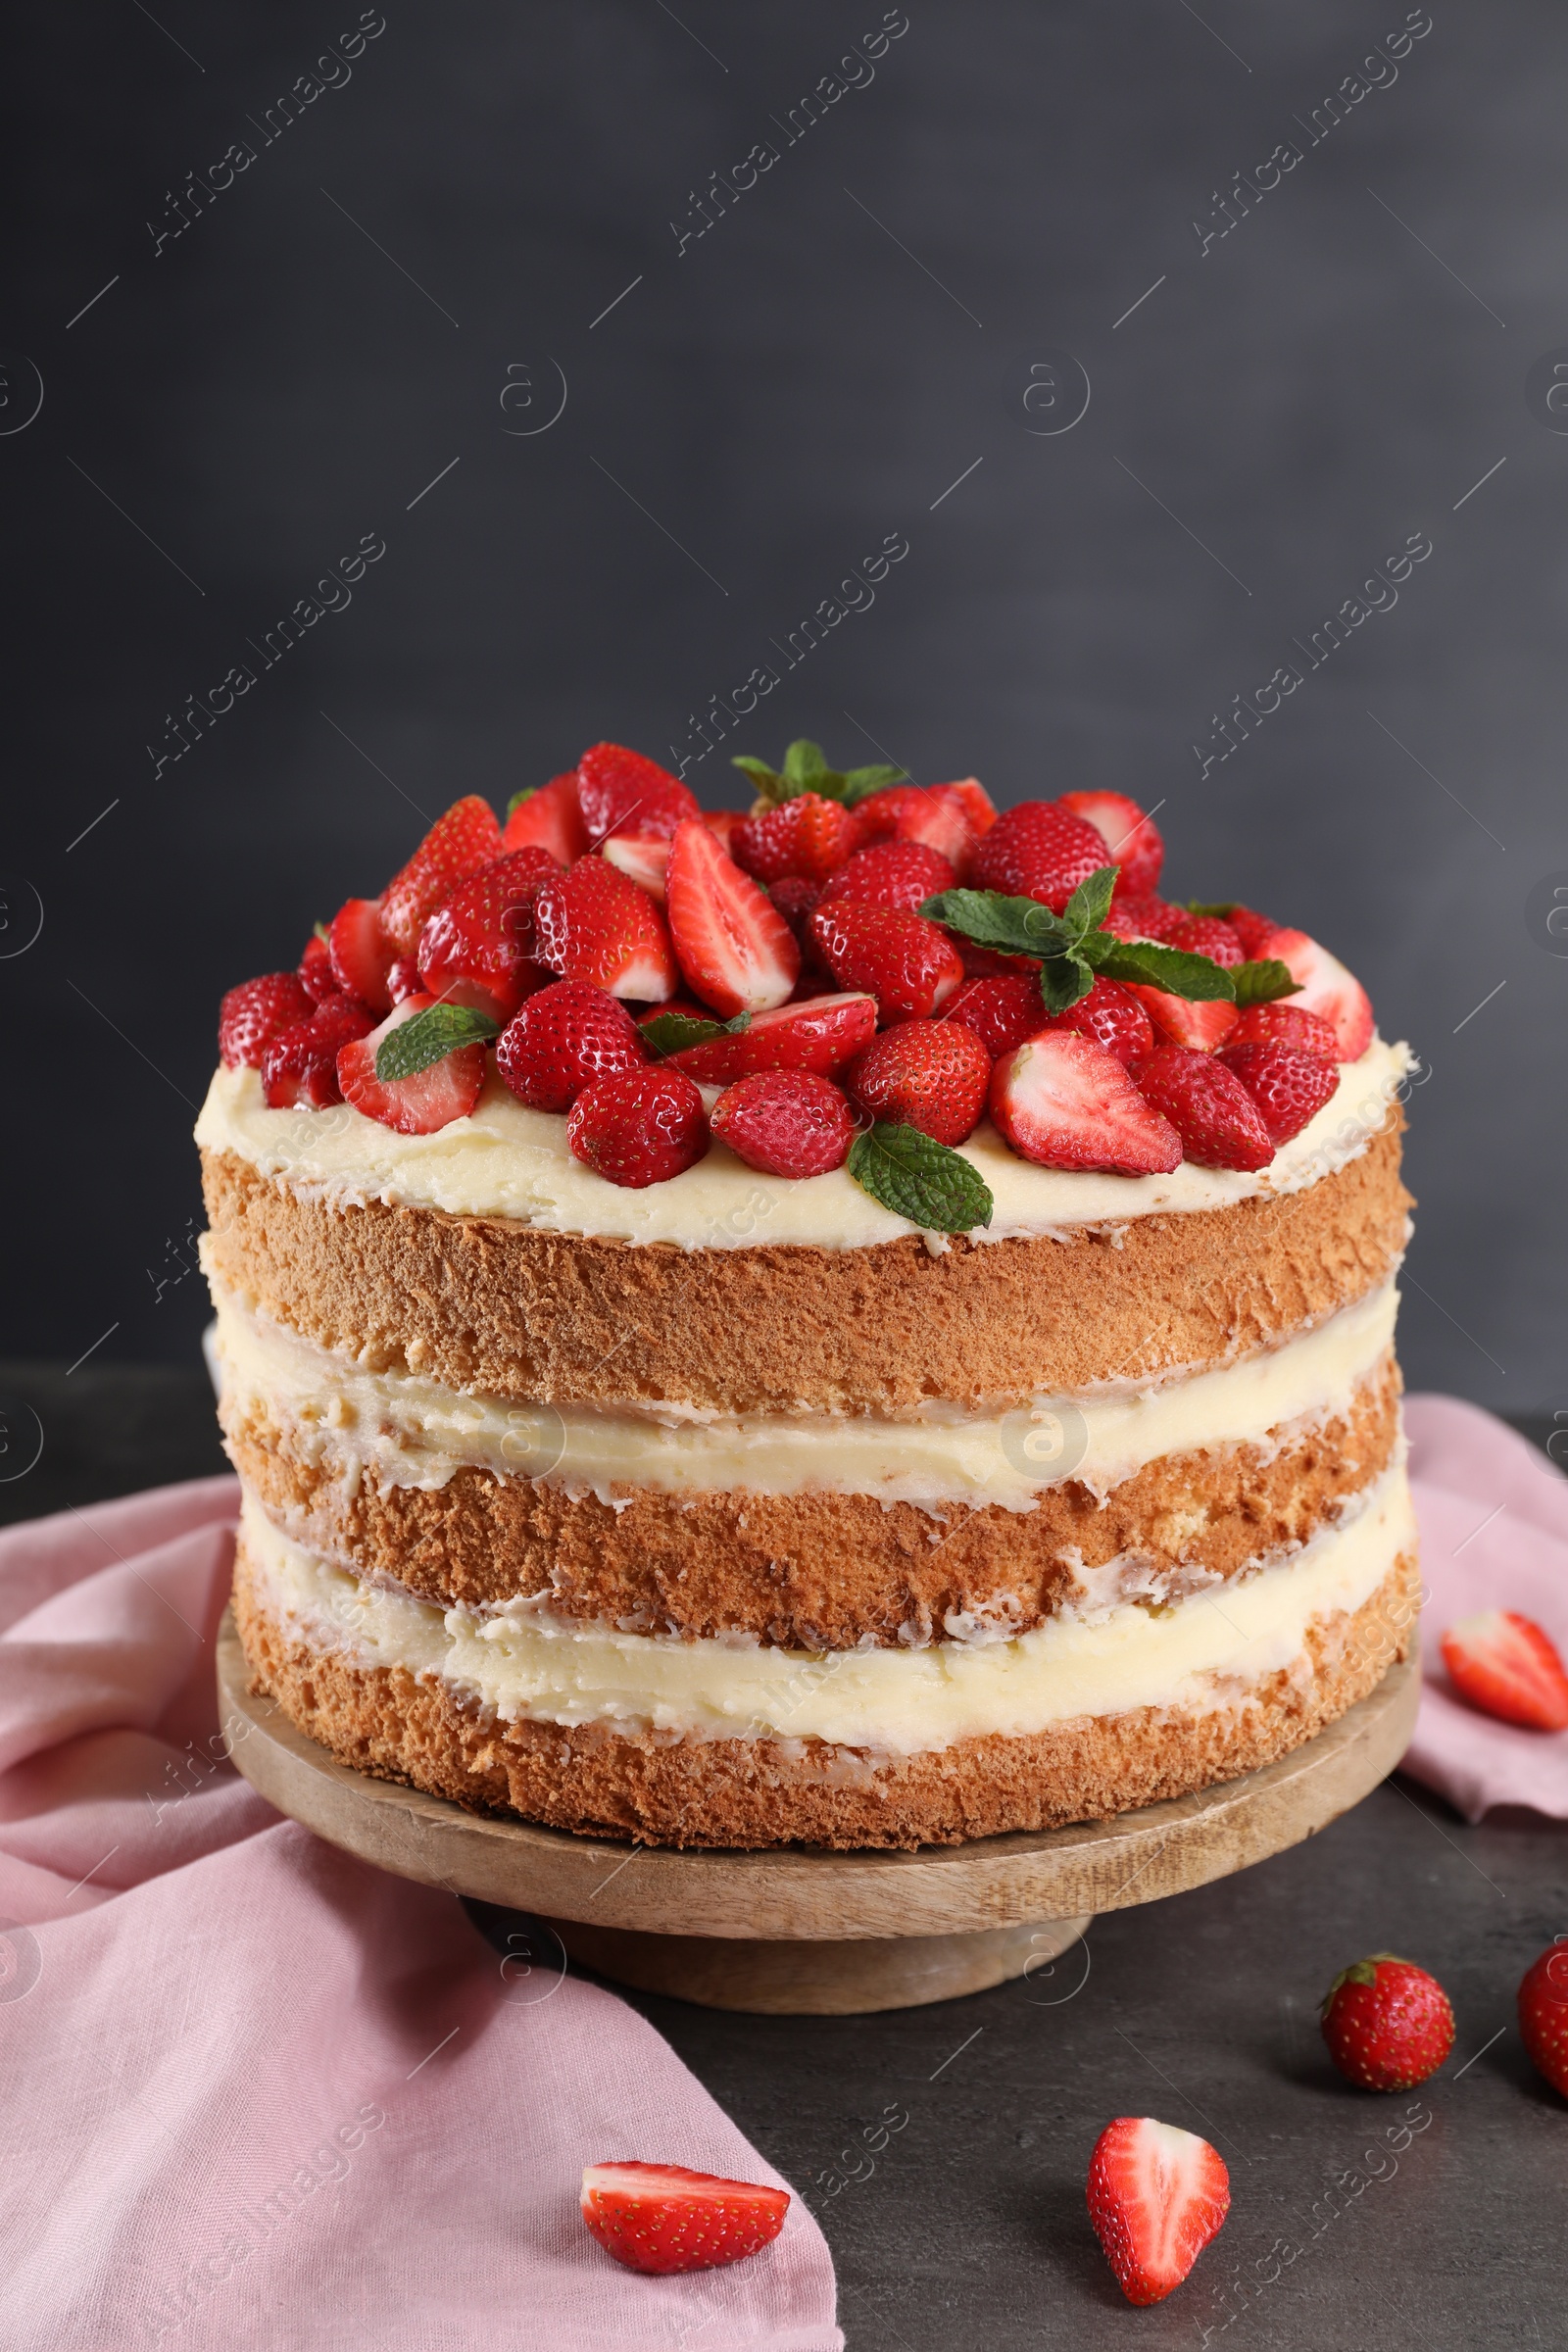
[216,738,1379,1219]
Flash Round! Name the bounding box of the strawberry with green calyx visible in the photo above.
[1320,1954,1454,2091]
[846,1121,994,1233]
[731,737,905,809]
[732,791,858,884]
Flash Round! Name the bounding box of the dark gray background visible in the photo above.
[4,0,1563,1411]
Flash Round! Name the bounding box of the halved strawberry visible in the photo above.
[1168,914,1244,967]
[416,847,557,1020]
[496,979,648,1111]
[297,934,335,1004]
[990,1033,1182,1174]
[379,798,504,956]
[853,782,976,871]
[1257,927,1373,1061]
[336,995,486,1135]
[1125,985,1239,1054]
[665,819,800,1016]
[938,776,999,868]
[580,2161,789,2276]
[845,1019,992,1146]
[664,993,877,1082]
[260,995,374,1109]
[502,772,587,864]
[1086,2118,1230,2307]
[1229,1002,1339,1061]
[1217,1041,1338,1146]
[703,809,748,854]
[941,975,1050,1058]
[1047,975,1156,1069]
[566,1068,709,1188]
[710,1070,856,1178]
[533,858,679,1002]
[1135,1044,1273,1170]
[970,800,1111,913]
[808,903,963,1023]
[219,971,314,1069]
[576,743,699,843]
[327,898,396,1013]
[601,834,671,900]
[1058,791,1164,899]
[1441,1611,1568,1732]
[820,839,956,912]
[732,792,858,885]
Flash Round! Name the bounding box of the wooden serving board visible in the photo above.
[216,1613,1417,2014]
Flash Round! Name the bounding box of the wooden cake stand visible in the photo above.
[216,1613,1417,2015]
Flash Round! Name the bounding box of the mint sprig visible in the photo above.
[375,1002,500,1081]
[847,1122,994,1234]
[1230,957,1302,1006]
[641,1009,752,1056]
[922,869,1240,1012]
[731,738,905,809]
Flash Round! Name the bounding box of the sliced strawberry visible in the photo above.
[566,1067,709,1188]
[501,772,587,864]
[938,776,999,870]
[845,1019,992,1146]
[703,809,748,854]
[297,934,335,1004]
[576,743,699,843]
[580,2161,789,2276]
[1058,791,1164,899]
[990,1033,1181,1174]
[1258,927,1374,1061]
[634,997,710,1028]
[732,792,858,885]
[496,979,648,1111]
[1442,1611,1568,1732]
[710,1070,856,1177]
[1135,1044,1273,1169]
[941,975,1050,1058]
[533,858,679,1002]
[852,782,974,870]
[1229,1002,1339,1061]
[1168,914,1244,967]
[335,995,487,1135]
[379,798,504,957]
[808,903,963,1023]
[1125,985,1239,1054]
[260,995,374,1109]
[416,848,557,1021]
[1047,975,1156,1068]
[1087,2118,1230,2307]
[601,834,671,901]
[970,800,1111,913]
[664,993,876,1082]
[219,971,314,1070]
[665,819,800,1016]
[1217,1042,1338,1146]
[820,838,956,912]
[1102,895,1187,944]
[326,898,396,1014]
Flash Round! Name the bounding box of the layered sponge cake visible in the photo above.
[201,745,1417,1849]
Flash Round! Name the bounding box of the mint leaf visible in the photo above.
[1061,865,1120,940]
[506,786,538,816]
[920,889,1073,956]
[1038,955,1095,1014]
[847,1123,994,1234]
[1185,900,1239,918]
[375,1003,500,1081]
[1230,957,1302,1005]
[1097,942,1237,1001]
[642,1009,752,1055]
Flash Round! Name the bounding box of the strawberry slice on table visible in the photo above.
[260,995,375,1109]
[990,1033,1182,1174]
[533,858,679,1002]
[940,975,1050,1058]
[819,838,956,912]
[580,2161,789,2276]
[496,980,648,1111]
[970,799,1112,913]
[1229,1001,1340,1060]
[600,833,671,900]
[576,743,700,843]
[566,1067,709,1188]
[1518,1943,1568,2097]
[1135,1044,1274,1169]
[1047,975,1155,1069]
[665,818,801,1015]
[845,1019,992,1146]
[1441,1611,1568,1731]
[732,791,858,885]
[1257,926,1374,1061]
[1217,1041,1338,1146]
[710,1070,856,1177]
[1320,1955,1454,2091]
[336,995,487,1134]
[219,971,314,1069]
[1087,2117,1230,2306]
[1125,983,1239,1054]
[808,902,963,1023]
[502,772,587,864]
[416,847,557,1020]
[663,992,877,1082]
[1058,791,1164,899]
[297,933,335,1004]
[379,797,504,957]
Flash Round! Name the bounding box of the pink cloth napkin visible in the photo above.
[0,1479,840,2352]
[1404,1393,1568,1822]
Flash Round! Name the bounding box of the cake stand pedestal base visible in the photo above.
[216,1615,1417,2016]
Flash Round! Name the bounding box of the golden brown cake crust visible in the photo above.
[201,1115,1409,1413]
[224,1357,1401,1646]
[232,1541,1418,1851]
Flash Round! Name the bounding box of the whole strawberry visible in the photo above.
[219,971,314,1069]
[1058,791,1164,900]
[1320,1954,1454,2090]
[808,902,963,1022]
[1229,1001,1340,1060]
[710,1070,856,1177]
[941,975,1049,1058]
[1518,1942,1568,2096]
[1217,1041,1338,1146]
[416,845,558,1019]
[845,1019,991,1146]
[1135,1044,1273,1170]
[496,980,648,1112]
[379,796,504,956]
[969,800,1110,913]
[820,838,956,912]
[732,791,857,884]
[1169,914,1244,966]
[261,995,375,1109]
[297,934,335,1004]
[1047,975,1155,1069]
[566,1067,709,1187]
[576,742,699,843]
[1101,894,1186,943]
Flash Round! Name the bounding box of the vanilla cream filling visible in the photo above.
[212,1273,1399,1509]
[239,1469,1414,1753]
[196,1036,1411,1251]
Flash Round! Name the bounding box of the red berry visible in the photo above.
[845,1019,991,1146]
[495,980,648,1111]
[386,957,421,1004]
[1124,985,1239,1054]
[732,792,858,885]
[502,772,587,864]
[1057,791,1164,899]
[566,1067,709,1188]
[1518,1943,1568,2097]
[1225,904,1278,958]
[969,800,1110,913]
[990,1033,1182,1175]
[1102,895,1187,943]
[1135,1044,1275,1169]
[852,782,978,871]
[297,934,335,1004]
[940,975,1049,1058]
[533,858,679,1001]
[336,995,487,1135]
[1169,915,1244,967]
[665,819,800,1016]
[379,797,504,957]
[327,897,396,1013]
[820,838,956,912]
[600,835,670,900]
[579,2161,789,2276]
[416,846,557,1020]
[1441,1611,1568,1732]
[219,971,314,1070]
[703,809,747,854]
[767,873,825,953]
[1320,1955,1454,2092]
[664,993,877,1083]
[1086,2118,1229,2307]
[710,1070,856,1177]
[260,995,374,1109]
[576,743,699,843]
[1217,1041,1338,1146]
[807,903,963,1023]
[1256,927,1374,1061]
[1229,1002,1340,1060]
[1047,976,1155,1069]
